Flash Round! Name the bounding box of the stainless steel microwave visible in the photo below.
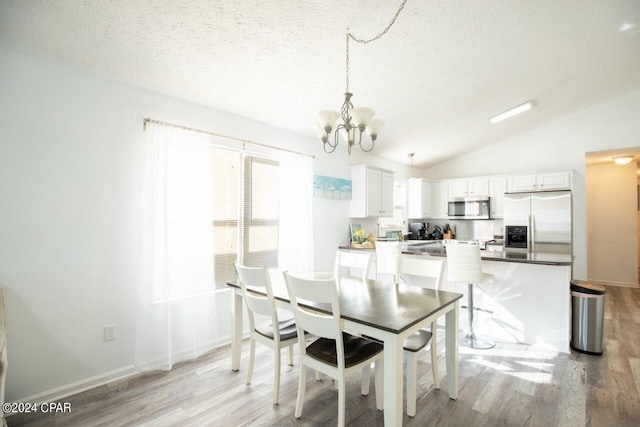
[447,196,491,219]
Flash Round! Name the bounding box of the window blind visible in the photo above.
[212,148,240,287]
[242,156,279,268]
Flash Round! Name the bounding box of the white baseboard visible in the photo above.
[7,364,139,412]
[6,336,249,414]
[587,279,639,288]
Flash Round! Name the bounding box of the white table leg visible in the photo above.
[383,333,403,426]
[445,301,459,400]
[231,289,243,371]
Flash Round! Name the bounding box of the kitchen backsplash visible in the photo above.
[349,217,503,242]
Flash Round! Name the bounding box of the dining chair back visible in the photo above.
[284,272,384,427]
[396,254,445,289]
[395,254,445,416]
[375,241,401,282]
[334,250,372,280]
[444,241,495,350]
[234,263,299,405]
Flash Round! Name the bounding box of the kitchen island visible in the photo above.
[340,241,573,352]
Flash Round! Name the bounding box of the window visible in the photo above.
[212,149,280,288]
[141,121,311,306]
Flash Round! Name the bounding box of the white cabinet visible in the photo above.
[350,165,394,218]
[448,177,489,198]
[407,178,432,219]
[538,171,572,190]
[431,181,449,218]
[507,171,572,192]
[489,176,506,218]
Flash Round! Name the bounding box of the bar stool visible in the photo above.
[444,241,495,349]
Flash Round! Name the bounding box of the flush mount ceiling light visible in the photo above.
[315,0,408,155]
[613,155,634,165]
[489,100,534,124]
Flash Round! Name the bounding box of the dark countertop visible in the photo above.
[339,241,573,266]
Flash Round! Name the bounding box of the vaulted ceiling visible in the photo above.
[1,0,639,168]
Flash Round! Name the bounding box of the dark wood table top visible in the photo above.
[228,274,463,335]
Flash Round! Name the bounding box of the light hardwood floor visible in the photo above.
[8,284,640,426]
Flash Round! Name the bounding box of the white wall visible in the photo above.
[586,161,638,286]
[422,88,640,280]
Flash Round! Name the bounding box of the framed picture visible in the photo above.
[313,175,352,200]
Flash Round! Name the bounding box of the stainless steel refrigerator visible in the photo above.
[503,190,572,255]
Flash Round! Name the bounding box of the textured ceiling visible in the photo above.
[1,0,639,168]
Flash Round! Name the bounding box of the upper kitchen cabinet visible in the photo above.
[431,181,449,218]
[350,165,394,218]
[448,177,489,198]
[489,176,506,218]
[507,171,572,193]
[407,178,432,219]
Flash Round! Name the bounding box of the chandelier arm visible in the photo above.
[358,133,376,153]
[323,141,337,153]
[333,126,343,150]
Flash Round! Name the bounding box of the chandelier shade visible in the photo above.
[318,110,340,131]
[365,118,384,138]
[350,107,376,127]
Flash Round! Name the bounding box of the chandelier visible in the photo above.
[315,0,408,155]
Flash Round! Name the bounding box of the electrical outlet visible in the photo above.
[104,324,116,342]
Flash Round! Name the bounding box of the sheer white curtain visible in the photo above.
[278,152,314,273]
[136,123,218,371]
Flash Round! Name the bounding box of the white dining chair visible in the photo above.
[375,240,401,282]
[444,241,495,349]
[396,254,445,417]
[334,249,372,280]
[234,263,300,405]
[283,272,384,427]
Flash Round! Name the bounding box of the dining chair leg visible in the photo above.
[338,379,346,427]
[246,339,256,385]
[375,357,384,411]
[406,351,418,417]
[273,347,281,405]
[294,364,306,418]
[430,322,440,390]
[288,345,294,366]
[361,365,371,395]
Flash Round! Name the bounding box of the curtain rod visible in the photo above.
[143,118,315,159]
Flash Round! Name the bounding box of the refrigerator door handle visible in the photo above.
[530,214,534,253]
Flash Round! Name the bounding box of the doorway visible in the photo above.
[585,147,640,287]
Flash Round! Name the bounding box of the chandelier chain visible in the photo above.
[346,35,350,92]
[344,0,408,92]
[347,0,408,45]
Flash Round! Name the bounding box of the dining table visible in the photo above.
[227,272,463,426]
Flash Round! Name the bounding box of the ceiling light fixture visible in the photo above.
[613,155,634,165]
[315,0,408,155]
[489,100,534,124]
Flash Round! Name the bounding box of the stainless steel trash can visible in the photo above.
[570,281,605,355]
